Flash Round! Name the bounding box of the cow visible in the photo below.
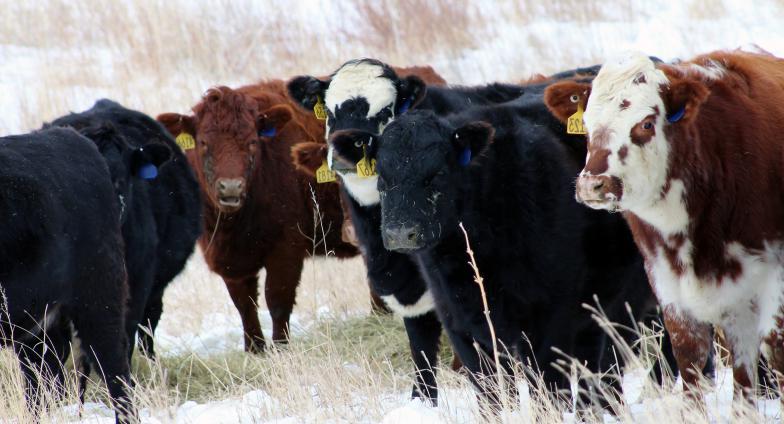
[286,59,607,406]
[157,81,360,354]
[47,99,203,361]
[570,50,784,399]
[0,128,135,423]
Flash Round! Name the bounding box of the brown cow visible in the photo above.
[157,81,359,353]
[558,50,784,399]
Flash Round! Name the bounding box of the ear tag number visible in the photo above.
[567,103,588,135]
[314,96,327,121]
[356,146,376,178]
[316,160,336,183]
[175,132,196,150]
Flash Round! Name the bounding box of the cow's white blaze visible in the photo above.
[381,290,435,318]
[325,61,396,123]
[650,241,784,370]
[583,52,674,214]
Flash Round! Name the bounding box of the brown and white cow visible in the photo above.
[567,50,784,396]
[157,81,360,353]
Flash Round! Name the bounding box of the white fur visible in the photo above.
[582,52,673,212]
[325,62,396,121]
[650,241,784,369]
[631,179,689,237]
[685,59,725,80]
[381,290,436,318]
[339,172,379,206]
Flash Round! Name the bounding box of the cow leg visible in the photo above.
[263,244,305,344]
[403,310,442,405]
[662,305,712,397]
[72,310,135,423]
[723,318,760,401]
[138,288,165,359]
[224,275,265,353]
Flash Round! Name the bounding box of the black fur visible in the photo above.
[373,103,673,410]
[0,128,135,423]
[47,99,203,359]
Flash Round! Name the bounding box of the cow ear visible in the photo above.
[395,75,427,115]
[661,73,710,124]
[257,105,293,139]
[451,122,494,166]
[156,113,196,138]
[130,143,172,180]
[288,75,330,111]
[291,142,328,176]
[330,129,377,161]
[544,81,592,124]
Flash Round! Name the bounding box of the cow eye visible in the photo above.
[642,121,653,130]
[569,95,579,103]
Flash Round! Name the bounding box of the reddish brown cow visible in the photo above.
[550,50,784,398]
[157,81,359,352]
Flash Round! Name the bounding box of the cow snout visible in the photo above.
[216,178,245,209]
[575,174,623,209]
[382,225,423,252]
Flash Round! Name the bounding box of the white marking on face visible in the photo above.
[325,62,396,120]
[381,290,435,318]
[650,240,784,369]
[339,172,379,206]
[583,52,672,213]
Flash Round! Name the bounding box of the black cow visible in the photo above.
[48,99,203,360]
[287,59,600,405]
[354,99,673,410]
[0,128,135,423]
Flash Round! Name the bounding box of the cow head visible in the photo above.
[79,123,171,223]
[574,53,710,213]
[158,87,293,213]
[372,110,493,252]
[543,80,592,123]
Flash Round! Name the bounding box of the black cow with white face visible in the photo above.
[48,99,203,361]
[362,99,677,410]
[0,128,135,423]
[287,59,605,406]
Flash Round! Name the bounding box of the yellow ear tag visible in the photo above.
[315,160,336,183]
[567,103,587,135]
[356,146,376,178]
[175,132,196,150]
[313,97,327,121]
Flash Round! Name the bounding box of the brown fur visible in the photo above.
[158,80,359,352]
[543,80,592,123]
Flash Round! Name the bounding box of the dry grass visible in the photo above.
[2,0,784,422]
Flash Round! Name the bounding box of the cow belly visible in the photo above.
[650,242,784,365]
[381,291,435,318]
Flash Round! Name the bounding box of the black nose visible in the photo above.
[383,225,422,251]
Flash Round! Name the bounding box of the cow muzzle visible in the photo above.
[216,178,245,210]
[382,224,423,252]
[575,174,623,210]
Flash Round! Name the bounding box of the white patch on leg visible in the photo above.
[326,62,396,118]
[381,291,435,318]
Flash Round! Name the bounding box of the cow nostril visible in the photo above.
[407,231,417,241]
[593,181,605,192]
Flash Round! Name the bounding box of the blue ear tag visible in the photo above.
[458,147,472,166]
[138,163,158,180]
[259,127,276,137]
[398,98,412,114]
[667,107,685,123]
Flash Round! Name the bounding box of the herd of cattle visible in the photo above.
[1,48,783,422]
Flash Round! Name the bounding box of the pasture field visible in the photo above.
[1,1,784,422]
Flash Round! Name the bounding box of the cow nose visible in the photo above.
[575,174,622,207]
[382,225,422,252]
[216,178,244,197]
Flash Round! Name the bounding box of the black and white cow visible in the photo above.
[48,99,203,360]
[287,59,602,405]
[356,95,675,409]
[0,128,135,423]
